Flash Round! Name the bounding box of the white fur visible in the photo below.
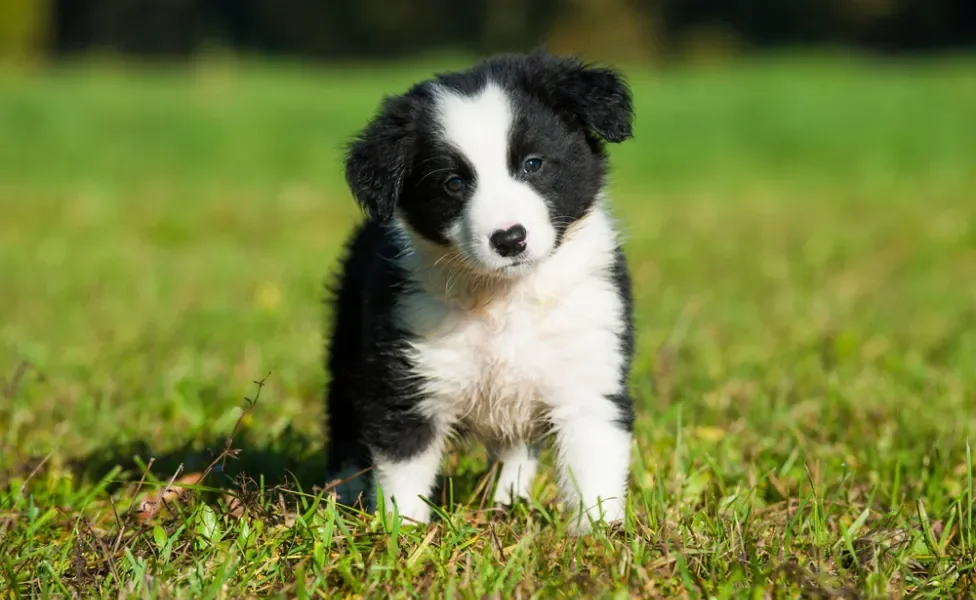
[372,432,446,524]
[491,443,539,505]
[386,204,631,530]
[434,83,557,272]
[551,402,631,533]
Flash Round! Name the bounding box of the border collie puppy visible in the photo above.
[324,50,636,532]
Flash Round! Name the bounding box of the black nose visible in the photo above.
[489,224,527,257]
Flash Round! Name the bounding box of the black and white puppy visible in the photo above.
[324,51,636,532]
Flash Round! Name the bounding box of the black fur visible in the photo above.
[608,245,636,432]
[324,220,432,481]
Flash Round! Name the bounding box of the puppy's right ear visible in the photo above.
[344,95,416,221]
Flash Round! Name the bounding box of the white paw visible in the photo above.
[372,439,444,527]
[566,497,626,536]
[383,493,432,525]
[491,444,539,506]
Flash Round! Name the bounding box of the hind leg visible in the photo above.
[325,444,372,510]
[324,379,373,508]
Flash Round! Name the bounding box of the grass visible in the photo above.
[1,52,976,597]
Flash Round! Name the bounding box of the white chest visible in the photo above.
[396,268,625,443]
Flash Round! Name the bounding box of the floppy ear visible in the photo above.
[528,52,635,143]
[344,95,416,221]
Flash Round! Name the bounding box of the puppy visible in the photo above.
[324,50,636,532]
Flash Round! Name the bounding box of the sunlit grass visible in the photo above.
[1,53,975,597]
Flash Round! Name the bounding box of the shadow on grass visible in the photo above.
[52,374,495,513]
[65,425,498,518]
[66,425,331,498]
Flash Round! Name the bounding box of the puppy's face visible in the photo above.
[345,52,634,276]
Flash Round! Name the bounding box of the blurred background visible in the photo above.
[1,1,974,496]
[3,0,976,63]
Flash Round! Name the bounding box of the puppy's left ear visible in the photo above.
[531,52,635,143]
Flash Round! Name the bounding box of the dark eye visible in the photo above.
[443,175,464,194]
[523,156,543,174]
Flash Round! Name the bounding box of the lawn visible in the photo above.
[1,53,976,598]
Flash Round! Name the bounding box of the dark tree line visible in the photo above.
[34,0,976,61]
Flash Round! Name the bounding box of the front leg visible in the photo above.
[490,442,540,506]
[369,416,447,526]
[550,395,633,533]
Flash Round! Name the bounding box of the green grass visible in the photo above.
[2,53,976,597]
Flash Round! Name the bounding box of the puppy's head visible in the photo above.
[345,51,634,276]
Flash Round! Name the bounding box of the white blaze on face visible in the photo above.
[434,82,556,273]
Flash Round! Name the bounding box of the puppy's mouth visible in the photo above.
[455,254,541,278]
[497,257,541,275]
[503,256,535,268]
